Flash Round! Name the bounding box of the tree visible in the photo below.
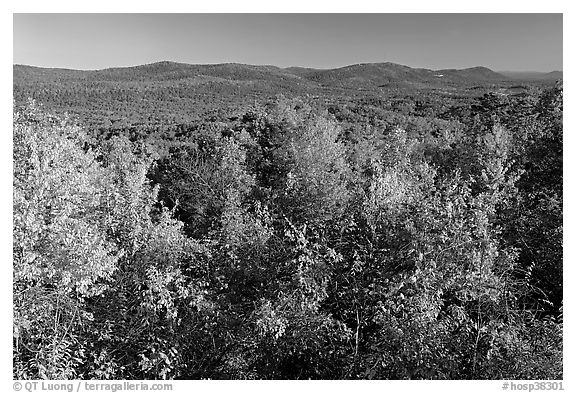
[14,101,119,378]
[13,102,211,379]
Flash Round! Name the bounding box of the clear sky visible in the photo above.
[13,13,562,72]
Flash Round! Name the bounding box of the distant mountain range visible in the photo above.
[14,61,515,90]
[286,63,510,88]
[499,71,563,81]
[12,60,563,140]
[14,61,559,130]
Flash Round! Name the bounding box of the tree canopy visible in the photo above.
[13,83,562,379]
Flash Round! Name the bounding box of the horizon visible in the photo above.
[13,14,562,73]
[12,59,563,74]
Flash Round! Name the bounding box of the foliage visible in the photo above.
[13,80,562,380]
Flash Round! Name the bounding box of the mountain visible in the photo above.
[13,61,516,131]
[13,61,317,118]
[436,66,509,82]
[15,61,509,89]
[282,63,508,89]
[499,70,563,81]
[14,61,310,85]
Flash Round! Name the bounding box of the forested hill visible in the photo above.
[14,60,508,85]
[500,70,563,80]
[289,63,508,87]
[13,62,317,127]
[14,61,308,84]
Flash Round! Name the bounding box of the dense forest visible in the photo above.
[13,62,562,379]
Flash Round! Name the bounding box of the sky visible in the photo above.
[13,13,563,72]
